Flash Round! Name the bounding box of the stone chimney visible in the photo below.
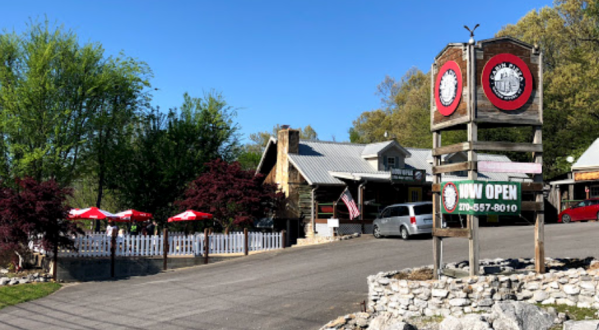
[275,128,300,196]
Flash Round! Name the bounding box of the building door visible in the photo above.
[408,187,422,202]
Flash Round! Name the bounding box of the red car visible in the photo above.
[559,198,599,223]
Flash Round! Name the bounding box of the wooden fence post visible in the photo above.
[52,225,59,282]
[111,230,117,278]
[163,228,168,271]
[204,228,209,264]
[281,230,286,249]
[244,228,248,256]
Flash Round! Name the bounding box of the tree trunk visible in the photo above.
[94,130,105,233]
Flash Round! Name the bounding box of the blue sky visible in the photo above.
[4,0,552,143]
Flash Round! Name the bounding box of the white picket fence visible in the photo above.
[57,232,283,258]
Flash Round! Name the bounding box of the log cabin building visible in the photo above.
[257,128,530,238]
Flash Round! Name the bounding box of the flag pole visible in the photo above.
[336,187,348,204]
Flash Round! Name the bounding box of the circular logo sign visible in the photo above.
[442,182,458,213]
[482,53,533,111]
[414,171,423,182]
[435,61,462,116]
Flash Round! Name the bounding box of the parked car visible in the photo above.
[558,198,599,223]
[373,202,433,240]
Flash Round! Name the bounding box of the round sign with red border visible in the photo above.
[435,61,462,116]
[482,53,533,111]
[442,182,459,213]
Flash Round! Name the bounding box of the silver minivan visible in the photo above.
[373,202,433,240]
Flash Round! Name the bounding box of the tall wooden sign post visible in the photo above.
[431,36,544,277]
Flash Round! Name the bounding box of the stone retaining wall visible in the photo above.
[368,266,599,318]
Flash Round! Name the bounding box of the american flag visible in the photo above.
[340,188,360,220]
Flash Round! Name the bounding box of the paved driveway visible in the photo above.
[1,222,598,330]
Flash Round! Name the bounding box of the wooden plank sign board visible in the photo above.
[475,38,542,128]
[431,37,542,132]
[431,44,470,131]
[478,161,542,174]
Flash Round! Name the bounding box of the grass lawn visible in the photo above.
[538,304,598,330]
[0,282,61,310]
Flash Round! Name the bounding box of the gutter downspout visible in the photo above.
[311,185,319,237]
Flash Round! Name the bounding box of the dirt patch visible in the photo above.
[392,268,434,281]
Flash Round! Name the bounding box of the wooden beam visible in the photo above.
[521,182,543,192]
[433,228,469,238]
[478,161,542,174]
[432,142,470,156]
[474,118,542,127]
[432,131,442,279]
[467,42,479,277]
[472,141,543,153]
[432,161,476,174]
[432,183,440,193]
[533,125,545,274]
[522,201,544,212]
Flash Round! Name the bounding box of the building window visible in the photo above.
[387,157,395,169]
[591,186,599,198]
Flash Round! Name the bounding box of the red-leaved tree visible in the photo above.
[0,178,81,268]
[177,159,285,232]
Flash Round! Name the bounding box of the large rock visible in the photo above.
[368,313,393,330]
[385,322,417,330]
[368,313,417,330]
[432,289,449,298]
[564,285,581,295]
[0,277,10,285]
[449,298,470,307]
[491,301,554,330]
[563,320,599,330]
[439,315,492,330]
[533,291,549,302]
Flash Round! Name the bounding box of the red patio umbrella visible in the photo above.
[168,210,213,223]
[68,207,121,221]
[115,209,153,222]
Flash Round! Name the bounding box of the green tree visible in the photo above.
[300,125,318,140]
[497,0,599,177]
[86,57,152,211]
[0,20,152,189]
[350,109,393,143]
[350,69,435,147]
[239,124,318,170]
[350,0,599,176]
[109,92,240,225]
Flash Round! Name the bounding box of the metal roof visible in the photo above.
[361,140,411,158]
[289,140,530,185]
[572,138,599,171]
[548,179,575,186]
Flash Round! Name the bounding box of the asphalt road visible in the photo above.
[1,222,598,330]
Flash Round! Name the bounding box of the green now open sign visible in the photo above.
[441,180,521,215]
